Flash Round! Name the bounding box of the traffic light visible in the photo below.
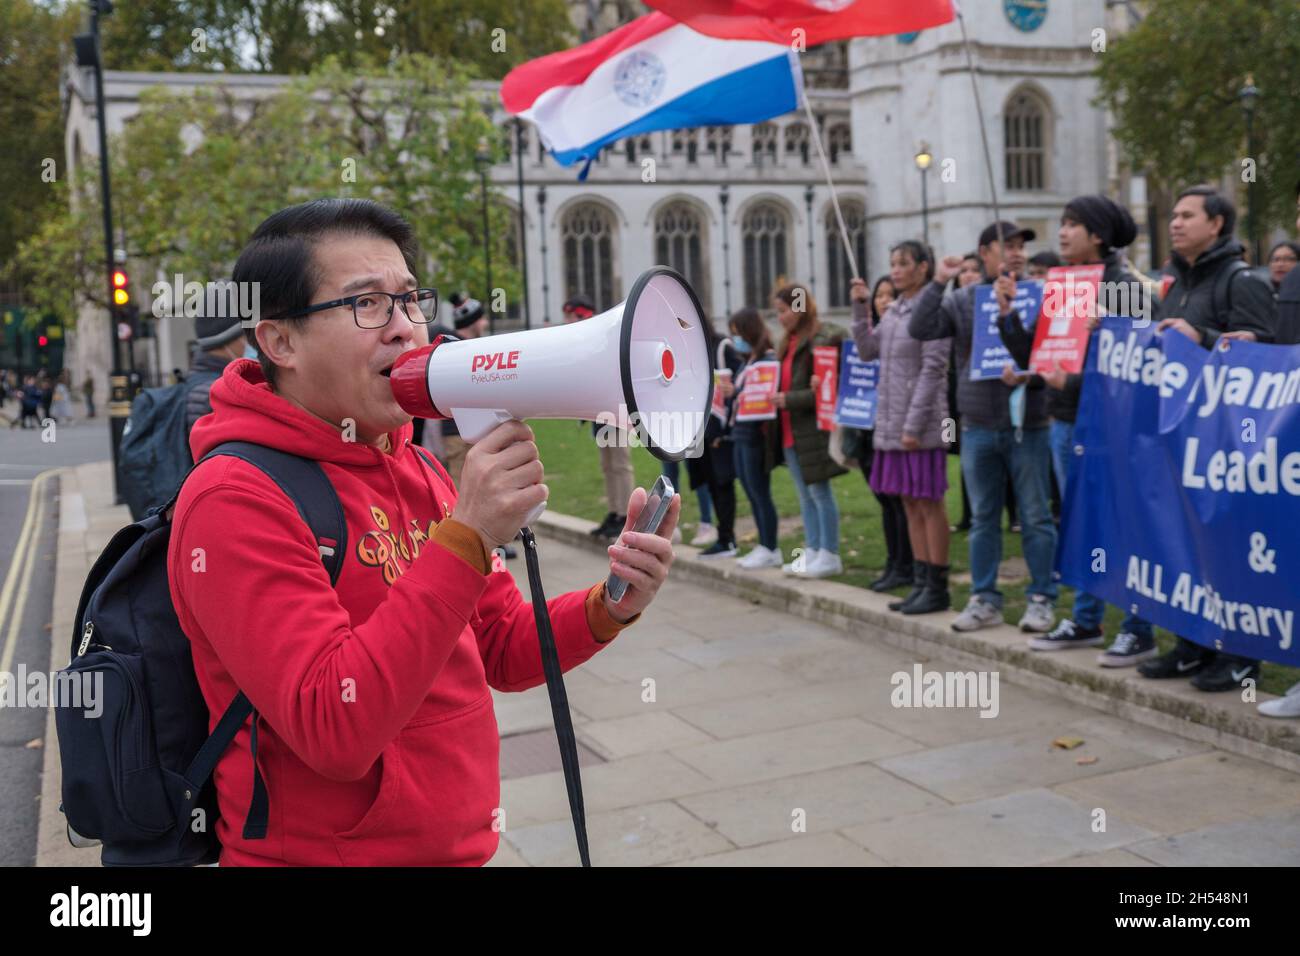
[112,269,130,307]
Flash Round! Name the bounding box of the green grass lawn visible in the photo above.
[530,418,1299,697]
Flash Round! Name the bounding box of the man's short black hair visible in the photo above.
[1176,185,1237,239]
[234,198,420,387]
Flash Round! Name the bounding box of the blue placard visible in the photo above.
[833,340,879,430]
[1056,318,1300,666]
[970,280,1044,381]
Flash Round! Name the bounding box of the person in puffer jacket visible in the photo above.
[168,198,678,866]
[850,240,952,615]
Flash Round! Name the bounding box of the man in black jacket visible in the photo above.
[1141,185,1277,692]
[912,221,1059,635]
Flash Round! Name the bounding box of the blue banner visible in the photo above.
[833,341,879,429]
[970,281,1044,381]
[1057,318,1300,666]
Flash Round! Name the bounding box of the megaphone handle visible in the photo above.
[453,407,517,444]
[523,499,548,527]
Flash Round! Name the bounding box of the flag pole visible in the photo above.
[953,0,1006,249]
[801,86,860,280]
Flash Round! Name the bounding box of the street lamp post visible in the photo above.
[513,119,532,330]
[1238,75,1260,265]
[804,184,816,293]
[537,185,550,324]
[74,0,128,502]
[914,142,933,246]
[475,139,494,334]
[719,185,732,315]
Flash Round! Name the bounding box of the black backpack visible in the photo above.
[54,441,348,866]
[118,372,220,521]
[56,440,593,867]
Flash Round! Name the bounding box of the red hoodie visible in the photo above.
[168,359,625,866]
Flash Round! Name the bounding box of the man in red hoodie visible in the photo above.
[167,199,678,865]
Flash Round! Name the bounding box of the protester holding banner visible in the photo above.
[946,254,1018,534]
[1141,185,1278,691]
[848,276,916,591]
[912,222,1059,634]
[1156,186,1275,350]
[850,242,952,614]
[998,195,1162,664]
[722,308,783,569]
[770,283,848,578]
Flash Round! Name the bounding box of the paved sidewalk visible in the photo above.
[486,527,1300,866]
[39,461,1300,867]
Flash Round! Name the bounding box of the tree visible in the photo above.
[1097,0,1300,237]
[0,0,82,269]
[9,55,520,330]
[97,0,574,77]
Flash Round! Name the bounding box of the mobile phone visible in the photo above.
[606,475,675,603]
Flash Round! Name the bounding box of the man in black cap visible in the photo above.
[911,221,1060,636]
[188,298,251,432]
[997,194,1161,665]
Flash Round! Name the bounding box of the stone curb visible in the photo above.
[534,510,1300,775]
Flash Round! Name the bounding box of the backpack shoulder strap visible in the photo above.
[1213,259,1250,319]
[198,441,347,586]
[180,442,347,840]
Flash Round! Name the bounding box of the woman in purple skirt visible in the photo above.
[850,240,953,614]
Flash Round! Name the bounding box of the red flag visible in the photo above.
[643,0,955,45]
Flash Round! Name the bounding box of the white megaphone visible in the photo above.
[390,267,714,524]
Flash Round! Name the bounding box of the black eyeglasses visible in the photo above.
[265,288,439,329]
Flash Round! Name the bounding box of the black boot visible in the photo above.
[869,560,894,591]
[889,561,928,612]
[901,563,951,615]
[871,559,913,592]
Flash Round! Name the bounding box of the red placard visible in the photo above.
[711,368,731,422]
[734,360,779,421]
[1029,264,1105,374]
[813,345,839,431]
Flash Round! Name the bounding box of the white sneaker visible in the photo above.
[803,550,843,578]
[951,596,1004,632]
[1018,596,1056,633]
[1258,681,1300,718]
[737,546,783,569]
[691,522,718,547]
[783,547,817,576]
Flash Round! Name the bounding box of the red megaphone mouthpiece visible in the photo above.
[389,339,448,419]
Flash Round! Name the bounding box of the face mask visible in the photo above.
[731,335,752,355]
[243,344,259,360]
